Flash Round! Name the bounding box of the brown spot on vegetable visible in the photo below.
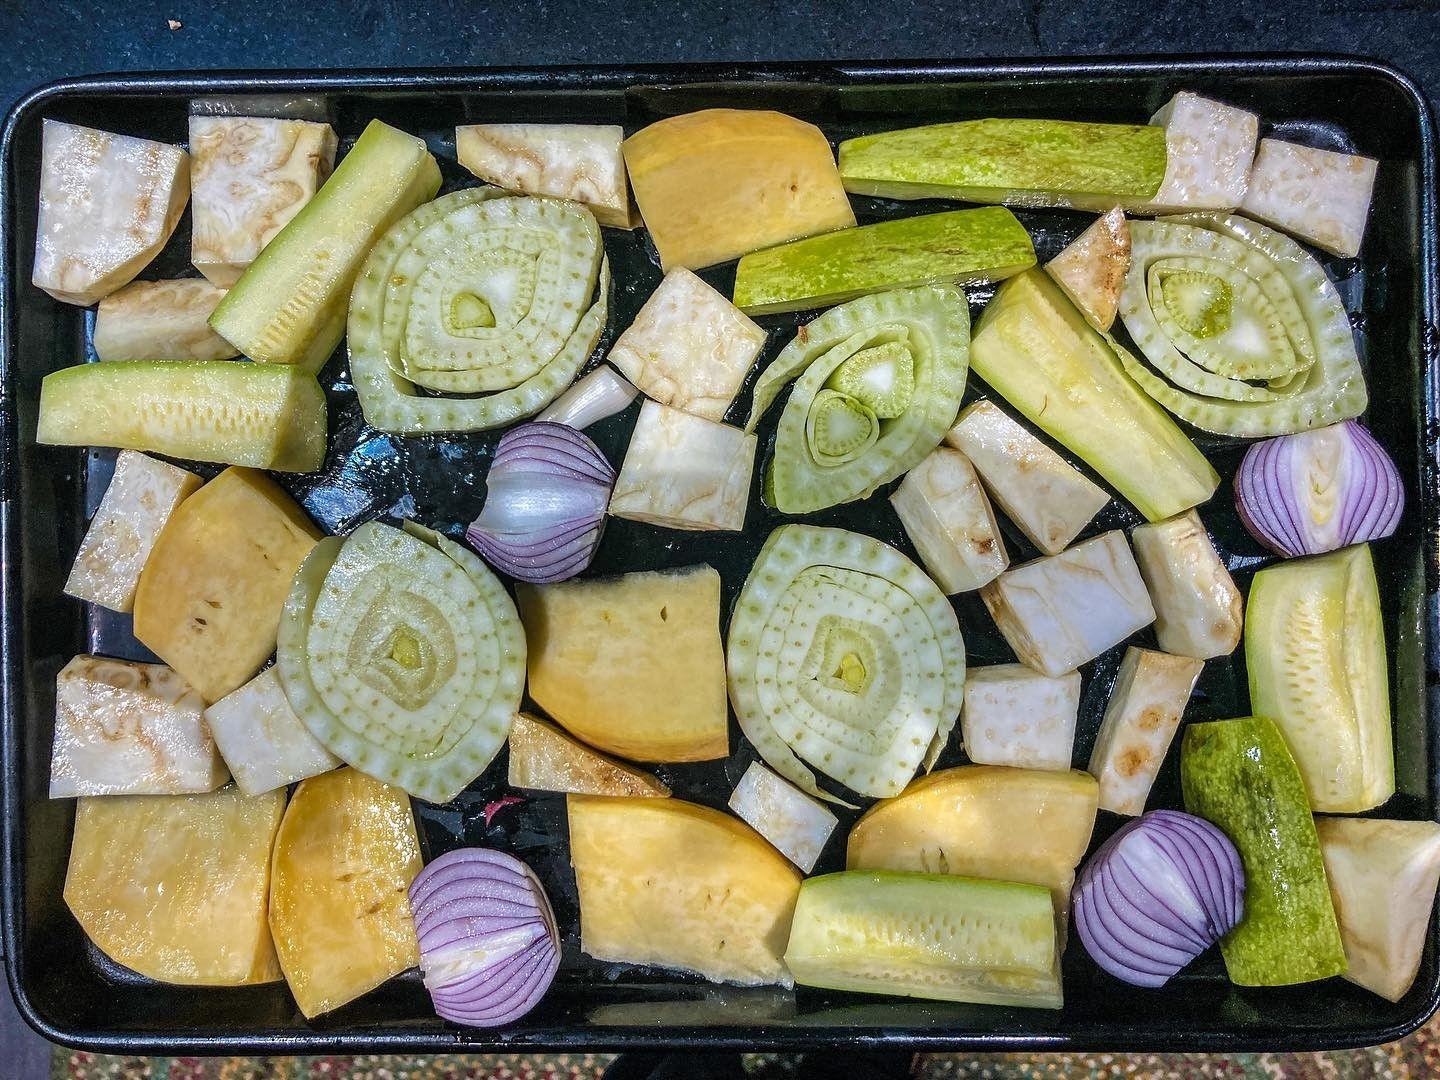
[1117,747,1151,777]
[1136,707,1168,732]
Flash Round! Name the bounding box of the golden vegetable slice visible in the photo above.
[508,713,670,797]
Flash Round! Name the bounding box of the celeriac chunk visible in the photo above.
[609,400,756,531]
[945,400,1108,555]
[93,278,239,361]
[1138,92,1259,213]
[608,268,767,422]
[728,761,838,873]
[508,712,671,797]
[203,667,339,796]
[64,450,202,613]
[1130,509,1243,659]
[1240,138,1377,258]
[456,123,633,228]
[890,447,1008,594]
[981,531,1155,677]
[50,655,228,797]
[33,121,189,306]
[1087,646,1203,815]
[1044,208,1130,332]
[189,116,337,285]
[960,664,1081,771]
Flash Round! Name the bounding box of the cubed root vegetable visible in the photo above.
[456,123,633,228]
[203,668,339,797]
[1240,138,1377,258]
[1044,208,1129,332]
[728,762,838,873]
[508,713,671,798]
[960,664,1081,771]
[1139,92,1258,213]
[93,279,238,361]
[1130,510,1242,660]
[889,447,1008,594]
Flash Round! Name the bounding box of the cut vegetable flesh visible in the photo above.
[508,712,671,797]
[568,795,801,986]
[1043,207,1129,332]
[456,123,632,228]
[203,667,340,797]
[276,522,525,803]
[65,785,285,986]
[783,870,1062,1009]
[268,768,422,1018]
[93,279,239,362]
[37,360,328,473]
[1245,543,1392,813]
[210,119,441,366]
[970,268,1217,522]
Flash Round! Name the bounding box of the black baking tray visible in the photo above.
[1,57,1437,1056]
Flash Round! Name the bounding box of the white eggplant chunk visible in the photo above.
[456,123,633,228]
[1087,646,1203,815]
[93,278,239,361]
[1240,138,1377,258]
[33,121,190,306]
[889,447,1008,594]
[608,268,767,422]
[50,655,228,797]
[64,450,202,613]
[189,116,338,286]
[945,400,1109,555]
[203,667,340,796]
[1138,92,1259,213]
[980,531,1155,677]
[1130,509,1243,660]
[609,400,756,531]
[960,664,1081,771]
[727,761,838,873]
[1044,208,1129,332]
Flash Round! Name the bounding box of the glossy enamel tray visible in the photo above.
[1,57,1437,1055]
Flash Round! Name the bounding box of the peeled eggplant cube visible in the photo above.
[728,762,838,873]
[64,450,202,613]
[1130,509,1242,660]
[609,400,756,531]
[1087,646,1203,815]
[890,447,1008,594]
[945,401,1108,556]
[94,279,239,361]
[608,268,767,422]
[50,655,228,797]
[33,120,190,306]
[980,531,1155,677]
[457,123,632,228]
[1241,138,1377,258]
[1138,92,1259,213]
[190,116,337,286]
[961,664,1081,771]
[203,667,339,796]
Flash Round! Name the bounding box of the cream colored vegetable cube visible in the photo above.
[890,447,1007,594]
[50,655,228,797]
[946,401,1108,555]
[93,278,238,361]
[727,762,837,873]
[609,400,756,531]
[1087,647,1203,815]
[981,531,1155,677]
[190,116,338,286]
[608,268,767,422]
[1138,92,1258,213]
[960,664,1081,771]
[64,450,202,613]
[33,121,190,306]
[1131,510,1242,660]
[1044,208,1129,332]
[1241,138,1377,258]
[456,123,633,228]
[204,667,339,796]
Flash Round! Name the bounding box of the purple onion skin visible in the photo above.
[1234,421,1403,558]
[1074,811,1245,989]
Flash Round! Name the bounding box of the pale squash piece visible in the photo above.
[64,785,284,985]
[568,795,801,985]
[623,109,856,270]
[133,466,322,703]
[269,768,422,1018]
[508,712,670,797]
[516,566,728,762]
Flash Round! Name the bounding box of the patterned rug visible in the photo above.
[50,1011,1440,1080]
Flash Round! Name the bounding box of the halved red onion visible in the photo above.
[408,847,561,1027]
[1235,420,1403,558]
[537,365,639,429]
[1074,810,1244,988]
[467,422,615,583]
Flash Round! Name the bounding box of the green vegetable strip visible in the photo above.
[276,522,525,804]
[746,285,969,515]
[727,524,966,804]
[349,187,608,434]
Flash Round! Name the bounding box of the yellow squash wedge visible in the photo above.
[268,768,422,1018]
[64,785,285,985]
